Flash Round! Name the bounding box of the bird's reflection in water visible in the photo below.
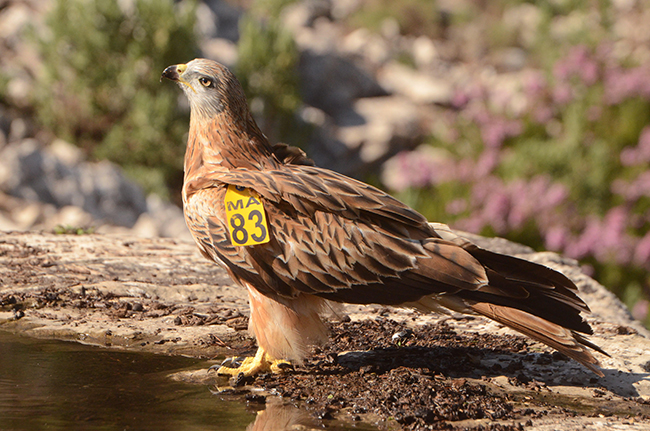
[246,398,314,431]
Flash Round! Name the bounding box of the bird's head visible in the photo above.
[161,58,249,121]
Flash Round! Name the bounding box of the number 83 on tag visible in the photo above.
[224,185,271,246]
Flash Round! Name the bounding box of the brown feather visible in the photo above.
[164,58,606,376]
[469,302,606,377]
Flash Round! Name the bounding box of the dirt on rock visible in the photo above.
[2,231,650,430]
[258,320,524,430]
[209,319,649,430]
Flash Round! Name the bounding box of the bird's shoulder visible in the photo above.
[193,162,432,233]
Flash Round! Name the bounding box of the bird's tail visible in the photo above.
[468,301,606,377]
[421,224,608,376]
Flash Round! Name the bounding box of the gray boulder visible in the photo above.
[0,139,147,227]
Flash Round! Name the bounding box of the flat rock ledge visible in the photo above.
[1,230,650,430]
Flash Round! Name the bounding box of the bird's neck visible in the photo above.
[182,110,276,200]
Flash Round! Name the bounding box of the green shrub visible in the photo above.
[32,0,198,198]
[235,0,304,146]
[347,0,447,38]
[0,72,9,103]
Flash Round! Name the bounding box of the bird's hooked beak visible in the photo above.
[161,63,195,92]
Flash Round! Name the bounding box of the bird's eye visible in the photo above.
[199,77,213,88]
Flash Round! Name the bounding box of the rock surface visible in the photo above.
[1,230,649,429]
[0,139,147,228]
[0,138,192,241]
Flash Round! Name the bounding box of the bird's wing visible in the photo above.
[270,143,315,166]
[187,164,595,331]
[184,164,492,304]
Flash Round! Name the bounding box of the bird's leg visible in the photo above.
[214,346,292,376]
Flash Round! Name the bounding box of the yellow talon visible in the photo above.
[215,347,292,377]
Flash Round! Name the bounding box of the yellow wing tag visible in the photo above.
[224,185,270,246]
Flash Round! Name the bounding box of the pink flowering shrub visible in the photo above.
[383,13,650,327]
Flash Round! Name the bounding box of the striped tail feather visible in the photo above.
[469,301,607,377]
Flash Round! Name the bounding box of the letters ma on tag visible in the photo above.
[224,185,270,246]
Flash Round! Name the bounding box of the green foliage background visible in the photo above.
[235,0,305,146]
[374,0,650,326]
[33,0,198,198]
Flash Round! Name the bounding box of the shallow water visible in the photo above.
[0,331,375,431]
[0,330,256,430]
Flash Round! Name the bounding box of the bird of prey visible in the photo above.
[161,58,606,378]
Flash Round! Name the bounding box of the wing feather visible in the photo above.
[183,170,492,307]
[184,161,595,336]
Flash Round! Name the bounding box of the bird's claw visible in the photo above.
[220,356,245,368]
[211,347,292,377]
[272,360,294,373]
[208,356,247,374]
